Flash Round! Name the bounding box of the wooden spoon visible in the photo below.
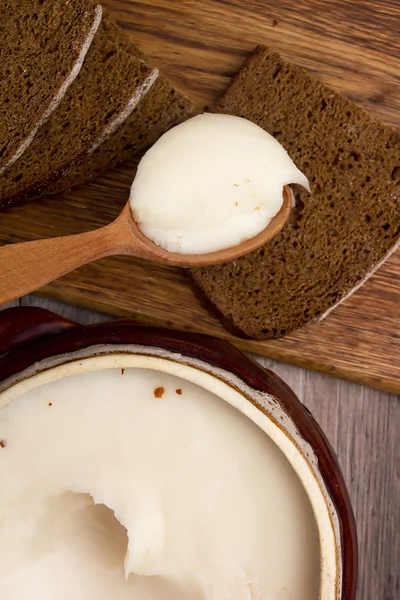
[0,186,292,304]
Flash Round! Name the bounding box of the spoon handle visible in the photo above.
[0,224,118,305]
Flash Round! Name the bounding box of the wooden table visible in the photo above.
[2,295,398,600]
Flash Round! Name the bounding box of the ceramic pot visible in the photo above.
[0,307,357,599]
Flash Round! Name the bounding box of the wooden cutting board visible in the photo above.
[1,0,400,394]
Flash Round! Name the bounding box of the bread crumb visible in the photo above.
[0,440,6,448]
[48,402,52,407]
[235,201,239,206]
[121,368,125,375]
[234,183,239,187]
[154,386,165,398]
[255,206,260,210]
[176,388,183,395]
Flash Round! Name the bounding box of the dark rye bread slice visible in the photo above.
[0,0,102,174]
[44,73,194,197]
[43,31,193,197]
[0,15,193,209]
[0,15,152,207]
[191,46,400,339]
[0,16,193,208]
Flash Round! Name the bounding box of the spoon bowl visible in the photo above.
[0,186,292,304]
[126,185,293,266]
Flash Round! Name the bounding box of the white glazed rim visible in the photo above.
[0,345,342,600]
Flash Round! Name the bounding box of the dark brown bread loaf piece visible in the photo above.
[0,0,102,174]
[191,46,400,339]
[0,15,153,208]
[44,74,194,196]
[43,19,193,197]
[0,15,193,209]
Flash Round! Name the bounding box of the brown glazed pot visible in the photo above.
[0,307,357,600]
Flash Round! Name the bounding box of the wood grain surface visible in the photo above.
[1,0,400,392]
[10,296,400,600]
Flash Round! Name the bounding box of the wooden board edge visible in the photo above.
[35,286,399,395]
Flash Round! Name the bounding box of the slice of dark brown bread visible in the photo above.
[0,0,102,174]
[191,45,400,339]
[0,15,153,207]
[0,15,193,209]
[43,22,193,197]
[43,73,194,197]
